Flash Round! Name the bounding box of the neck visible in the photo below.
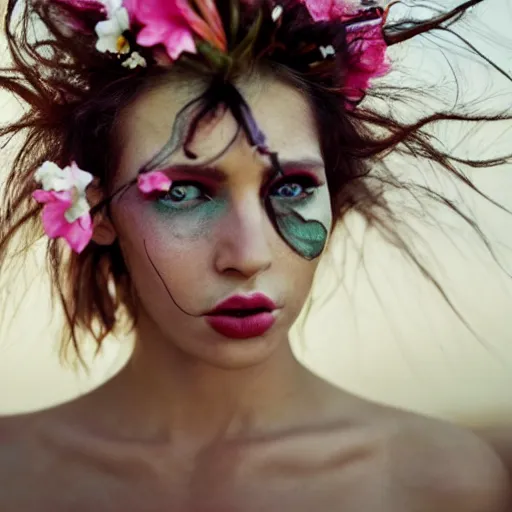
[99,315,316,445]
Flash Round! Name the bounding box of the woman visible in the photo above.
[0,0,511,509]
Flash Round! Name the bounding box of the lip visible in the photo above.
[205,293,277,340]
[207,293,277,316]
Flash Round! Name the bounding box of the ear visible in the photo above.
[87,178,117,246]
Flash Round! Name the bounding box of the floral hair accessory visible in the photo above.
[53,0,227,68]
[343,11,390,106]
[271,5,284,22]
[137,171,173,196]
[123,0,227,62]
[94,0,130,54]
[48,0,391,104]
[301,0,350,22]
[33,161,94,253]
[299,0,389,107]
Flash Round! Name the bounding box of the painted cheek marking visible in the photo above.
[151,196,228,240]
[265,185,331,260]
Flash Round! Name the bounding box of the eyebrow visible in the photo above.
[149,157,325,182]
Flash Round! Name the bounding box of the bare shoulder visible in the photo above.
[0,412,46,505]
[379,406,512,512]
[0,407,88,509]
[0,412,42,468]
[300,378,511,510]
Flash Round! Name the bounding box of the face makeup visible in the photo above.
[204,293,277,339]
[113,76,333,363]
[264,166,332,260]
[142,161,331,257]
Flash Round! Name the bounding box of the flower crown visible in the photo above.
[34,0,392,253]
[46,0,392,101]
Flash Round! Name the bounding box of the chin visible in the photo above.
[175,332,288,370]
[136,307,295,370]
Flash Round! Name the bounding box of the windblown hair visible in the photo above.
[0,0,510,361]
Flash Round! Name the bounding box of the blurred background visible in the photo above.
[0,0,511,425]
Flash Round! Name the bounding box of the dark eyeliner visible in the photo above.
[152,181,214,214]
[269,174,320,197]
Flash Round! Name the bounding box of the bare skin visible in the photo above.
[0,374,509,511]
[0,73,510,510]
[472,426,512,489]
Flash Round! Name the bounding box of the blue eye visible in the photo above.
[158,183,206,208]
[270,176,318,201]
[274,183,305,198]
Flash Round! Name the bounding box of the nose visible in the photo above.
[214,198,272,279]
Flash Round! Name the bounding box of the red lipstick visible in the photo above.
[205,294,277,339]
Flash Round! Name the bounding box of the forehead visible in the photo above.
[116,72,321,178]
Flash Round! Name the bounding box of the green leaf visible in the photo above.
[179,55,212,75]
[229,0,240,45]
[196,40,232,71]
[231,8,263,64]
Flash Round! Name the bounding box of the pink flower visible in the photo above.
[301,0,389,107]
[33,190,93,254]
[137,171,172,195]
[190,0,227,50]
[33,161,94,253]
[49,0,107,34]
[343,18,389,106]
[301,0,351,22]
[123,0,226,62]
[52,0,107,15]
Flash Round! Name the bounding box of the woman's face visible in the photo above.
[110,73,333,369]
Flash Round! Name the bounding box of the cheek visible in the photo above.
[267,185,332,260]
[282,257,320,318]
[114,191,227,247]
[151,198,227,240]
[113,201,220,305]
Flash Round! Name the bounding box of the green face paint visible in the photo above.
[135,81,332,259]
[152,182,228,240]
[146,174,331,258]
[265,179,332,260]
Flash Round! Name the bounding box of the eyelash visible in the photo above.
[268,174,320,201]
[155,181,212,210]
[152,174,321,209]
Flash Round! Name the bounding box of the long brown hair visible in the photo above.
[1,0,510,363]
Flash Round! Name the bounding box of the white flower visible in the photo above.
[34,161,93,196]
[103,0,124,15]
[122,51,147,69]
[34,161,73,191]
[34,161,93,223]
[64,195,91,223]
[68,162,94,196]
[272,5,284,22]
[95,5,130,54]
[319,45,336,59]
